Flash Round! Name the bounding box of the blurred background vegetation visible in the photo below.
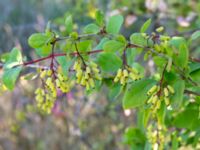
[0,0,200,150]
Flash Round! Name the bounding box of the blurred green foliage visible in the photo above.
[1,0,200,150]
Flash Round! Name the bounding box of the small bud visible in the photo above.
[147,85,158,96]
[47,70,52,76]
[120,76,126,85]
[164,97,170,106]
[40,70,47,78]
[152,95,158,104]
[156,26,164,32]
[86,67,91,74]
[80,78,86,86]
[167,85,175,94]
[116,69,122,78]
[86,82,90,91]
[90,61,98,68]
[123,69,129,77]
[89,78,95,88]
[164,88,169,97]
[114,77,119,82]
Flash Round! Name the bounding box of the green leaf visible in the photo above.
[157,102,166,125]
[103,40,125,52]
[2,67,22,90]
[106,15,124,34]
[97,52,122,72]
[28,33,49,49]
[35,44,51,57]
[174,44,188,68]
[130,33,147,47]
[172,132,178,150]
[140,19,151,33]
[77,40,92,52]
[123,127,146,146]
[95,10,104,26]
[4,47,23,69]
[108,83,122,101]
[71,40,92,53]
[191,30,200,41]
[170,37,186,48]
[190,69,200,83]
[173,108,200,129]
[123,79,156,109]
[189,62,200,73]
[94,37,109,50]
[0,52,10,63]
[170,37,188,68]
[153,56,167,68]
[56,56,74,75]
[83,23,100,34]
[65,15,73,34]
[171,79,185,109]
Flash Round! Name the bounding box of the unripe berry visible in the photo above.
[147,85,158,96]
[123,69,129,77]
[167,85,175,94]
[156,26,164,32]
[89,78,95,88]
[116,69,123,78]
[114,76,119,82]
[164,88,169,97]
[164,97,170,106]
[40,70,47,78]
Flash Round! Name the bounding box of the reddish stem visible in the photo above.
[23,49,103,66]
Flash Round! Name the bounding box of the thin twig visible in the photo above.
[184,89,200,96]
[74,42,87,68]
[157,63,167,97]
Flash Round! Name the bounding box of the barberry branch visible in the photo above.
[22,49,103,66]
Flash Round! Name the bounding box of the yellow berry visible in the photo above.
[156,26,164,32]
[116,69,122,78]
[123,69,129,77]
[147,85,158,96]
[86,67,91,74]
[89,78,95,88]
[114,77,119,82]
[47,70,52,76]
[164,97,170,106]
[167,85,175,94]
[164,88,169,97]
[40,70,47,78]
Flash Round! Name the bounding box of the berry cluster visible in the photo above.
[35,69,57,113]
[73,60,102,91]
[114,67,141,86]
[35,68,74,113]
[147,124,166,150]
[34,60,143,113]
[147,85,175,113]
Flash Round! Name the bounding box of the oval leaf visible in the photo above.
[140,18,151,33]
[123,78,156,109]
[106,15,124,34]
[28,33,49,49]
[83,23,100,34]
[2,67,22,90]
[191,30,200,41]
[103,40,125,52]
[97,52,122,72]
